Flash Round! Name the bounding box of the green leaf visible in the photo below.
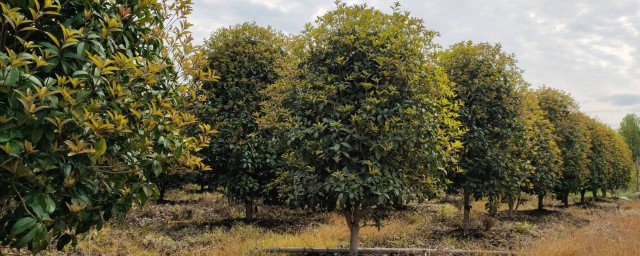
[15,223,43,247]
[0,133,11,143]
[174,144,183,158]
[44,195,56,214]
[23,74,42,87]
[39,42,60,55]
[95,139,107,156]
[6,140,23,157]
[10,217,36,236]
[152,161,162,177]
[4,68,20,86]
[56,234,72,250]
[28,199,46,220]
[31,127,44,144]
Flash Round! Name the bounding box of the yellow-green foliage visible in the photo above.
[536,87,590,204]
[518,88,562,200]
[513,221,534,234]
[0,0,217,252]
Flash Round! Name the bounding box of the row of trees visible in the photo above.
[0,1,634,255]
[192,3,634,255]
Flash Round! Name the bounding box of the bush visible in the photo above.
[0,0,215,252]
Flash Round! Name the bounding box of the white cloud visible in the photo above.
[187,0,640,127]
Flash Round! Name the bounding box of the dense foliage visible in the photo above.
[437,42,523,228]
[536,87,590,206]
[0,0,215,252]
[268,2,463,253]
[201,23,287,220]
[517,88,561,210]
[619,113,640,191]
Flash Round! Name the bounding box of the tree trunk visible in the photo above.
[514,194,521,211]
[538,194,544,210]
[245,199,254,221]
[488,200,498,217]
[463,186,471,232]
[563,194,569,207]
[580,190,586,204]
[636,160,640,193]
[344,209,363,256]
[593,189,598,201]
[158,186,166,203]
[507,199,514,219]
[602,188,607,198]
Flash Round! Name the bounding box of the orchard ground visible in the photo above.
[7,187,640,255]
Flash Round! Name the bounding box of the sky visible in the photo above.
[188,0,640,128]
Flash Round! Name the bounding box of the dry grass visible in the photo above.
[49,191,430,256]
[195,211,429,256]
[35,189,640,256]
[528,200,640,256]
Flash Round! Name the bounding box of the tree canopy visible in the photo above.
[536,87,590,206]
[437,41,523,228]
[201,22,288,220]
[270,2,463,253]
[0,0,215,252]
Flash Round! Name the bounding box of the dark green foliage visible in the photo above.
[201,23,288,217]
[437,41,523,213]
[619,114,640,160]
[270,2,462,253]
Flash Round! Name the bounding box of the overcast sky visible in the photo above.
[188,0,640,128]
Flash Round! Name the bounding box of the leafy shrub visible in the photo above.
[0,0,216,252]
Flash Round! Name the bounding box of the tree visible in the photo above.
[536,87,589,206]
[618,113,640,192]
[201,23,287,221]
[0,0,216,252]
[517,88,561,210]
[585,115,608,201]
[272,2,462,254]
[584,116,633,199]
[438,41,523,229]
[606,131,634,192]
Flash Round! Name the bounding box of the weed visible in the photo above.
[481,215,496,231]
[437,203,460,224]
[513,221,534,234]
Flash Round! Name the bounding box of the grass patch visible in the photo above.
[528,200,640,256]
[512,221,534,234]
[33,189,640,256]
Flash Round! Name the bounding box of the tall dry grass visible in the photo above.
[194,212,428,256]
[528,200,640,256]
